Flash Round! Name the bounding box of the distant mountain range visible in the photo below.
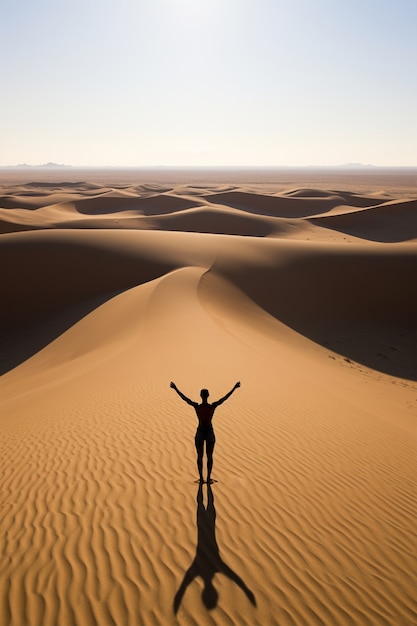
[337,163,376,168]
[2,162,72,169]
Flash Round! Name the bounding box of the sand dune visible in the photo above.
[310,198,417,242]
[1,173,416,626]
[205,190,389,218]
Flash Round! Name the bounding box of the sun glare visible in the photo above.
[164,0,226,20]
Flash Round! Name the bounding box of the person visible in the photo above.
[170,381,240,483]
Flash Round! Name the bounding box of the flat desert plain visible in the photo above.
[1,168,416,626]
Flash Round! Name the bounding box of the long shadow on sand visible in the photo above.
[174,483,256,614]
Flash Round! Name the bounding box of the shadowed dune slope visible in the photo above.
[310,199,417,242]
[0,229,218,323]
[2,230,415,326]
[212,239,417,378]
[148,205,287,236]
[212,239,417,324]
[205,190,388,218]
[1,228,416,378]
[72,192,199,215]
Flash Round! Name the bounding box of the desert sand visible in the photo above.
[1,169,416,626]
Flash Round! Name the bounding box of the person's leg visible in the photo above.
[195,443,204,482]
[206,442,215,483]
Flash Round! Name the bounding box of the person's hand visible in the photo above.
[170,381,177,389]
[235,381,241,388]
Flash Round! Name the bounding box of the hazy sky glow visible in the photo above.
[1,0,416,166]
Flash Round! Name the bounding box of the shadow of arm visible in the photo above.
[220,561,257,606]
[173,564,198,614]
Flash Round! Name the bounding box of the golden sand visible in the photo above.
[1,171,416,626]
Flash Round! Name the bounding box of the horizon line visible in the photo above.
[1,163,417,170]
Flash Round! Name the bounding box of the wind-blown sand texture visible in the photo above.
[1,169,416,626]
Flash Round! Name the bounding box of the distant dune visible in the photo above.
[1,171,416,626]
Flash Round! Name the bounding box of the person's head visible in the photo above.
[200,389,209,401]
[202,579,218,609]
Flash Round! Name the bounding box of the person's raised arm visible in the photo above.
[170,382,197,407]
[213,382,240,408]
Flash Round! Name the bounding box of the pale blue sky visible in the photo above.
[1,0,416,166]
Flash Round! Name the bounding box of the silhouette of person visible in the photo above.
[170,381,240,483]
[174,483,256,613]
